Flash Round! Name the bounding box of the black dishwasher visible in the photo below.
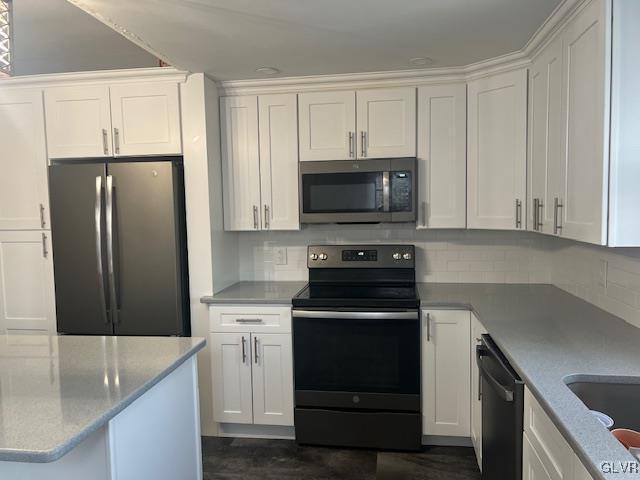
[477,334,524,480]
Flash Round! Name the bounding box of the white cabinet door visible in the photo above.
[573,456,594,480]
[220,96,262,231]
[470,314,487,470]
[416,84,466,229]
[529,37,564,236]
[0,231,56,334]
[298,90,356,161]
[44,85,112,159]
[0,89,50,231]
[561,0,609,245]
[523,433,554,480]
[467,69,528,230]
[251,333,294,426]
[356,87,416,159]
[258,94,300,231]
[109,82,182,156]
[422,309,471,437]
[210,333,253,424]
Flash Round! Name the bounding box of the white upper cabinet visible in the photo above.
[44,85,112,159]
[560,0,609,245]
[356,87,416,159]
[0,89,50,230]
[109,82,182,156]
[467,69,528,230]
[422,309,471,437]
[416,84,466,229]
[251,333,294,426]
[528,36,564,236]
[221,96,262,231]
[222,94,300,231]
[298,90,356,161]
[0,231,56,334]
[299,87,415,161]
[258,94,300,231]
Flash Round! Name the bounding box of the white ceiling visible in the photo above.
[10,0,157,76]
[67,0,563,81]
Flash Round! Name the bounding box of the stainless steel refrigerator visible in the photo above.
[49,157,190,336]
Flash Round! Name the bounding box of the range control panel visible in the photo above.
[307,245,415,269]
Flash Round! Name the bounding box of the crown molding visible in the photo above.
[218,0,586,96]
[0,67,189,89]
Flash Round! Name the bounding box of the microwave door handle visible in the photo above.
[383,172,390,212]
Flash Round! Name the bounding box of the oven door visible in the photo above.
[292,309,421,412]
[299,158,416,224]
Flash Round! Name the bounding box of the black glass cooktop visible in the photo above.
[292,283,420,309]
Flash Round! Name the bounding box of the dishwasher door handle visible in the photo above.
[476,345,515,402]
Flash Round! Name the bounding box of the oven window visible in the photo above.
[302,172,384,213]
[293,316,420,394]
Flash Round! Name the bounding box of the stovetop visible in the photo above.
[292,283,420,309]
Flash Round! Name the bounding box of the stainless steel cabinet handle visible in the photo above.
[348,132,354,158]
[41,232,48,258]
[114,128,120,155]
[515,199,522,229]
[95,176,109,325]
[422,201,427,227]
[39,203,46,229]
[537,200,544,230]
[241,336,247,364]
[254,336,259,364]
[264,205,270,230]
[554,197,563,235]
[102,129,109,155]
[235,318,264,324]
[426,313,431,341]
[360,131,367,157]
[476,338,482,400]
[253,205,259,229]
[106,175,119,325]
[532,199,539,231]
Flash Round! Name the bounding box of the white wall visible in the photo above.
[237,225,550,284]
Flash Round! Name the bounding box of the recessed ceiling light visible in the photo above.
[255,67,281,75]
[409,57,434,67]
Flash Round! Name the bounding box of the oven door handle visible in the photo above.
[292,310,418,320]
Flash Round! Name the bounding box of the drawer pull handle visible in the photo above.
[235,318,264,324]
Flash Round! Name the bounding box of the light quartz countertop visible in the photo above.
[0,334,205,463]
[202,280,640,479]
[200,281,307,305]
[417,283,640,480]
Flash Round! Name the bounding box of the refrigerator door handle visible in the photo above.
[95,176,109,325]
[106,174,119,325]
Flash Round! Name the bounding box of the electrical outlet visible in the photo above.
[274,247,288,266]
[598,259,608,288]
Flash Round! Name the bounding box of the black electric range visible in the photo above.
[291,245,422,451]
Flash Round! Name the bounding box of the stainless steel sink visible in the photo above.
[566,380,640,431]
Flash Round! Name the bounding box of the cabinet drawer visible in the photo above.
[209,305,292,333]
[524,387,574,480]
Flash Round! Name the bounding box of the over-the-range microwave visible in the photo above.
[299,158,417,224]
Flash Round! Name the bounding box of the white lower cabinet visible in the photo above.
[209,305,294,428]
[523,386,594,480]
[422,309,471,437]
[470,314,487,469]
[0,231,56,334]
[251,333,294,426]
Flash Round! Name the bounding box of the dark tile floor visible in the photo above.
[202,437,481,480]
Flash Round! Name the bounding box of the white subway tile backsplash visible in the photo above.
[235,224,640,328]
